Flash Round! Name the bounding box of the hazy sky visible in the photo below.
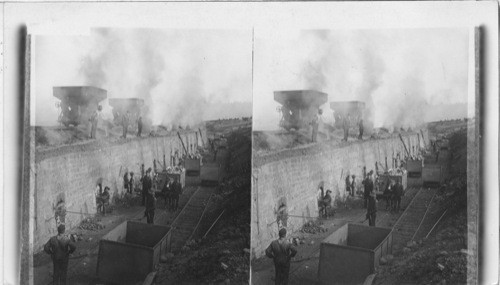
[34,28,253,126]
[253,28,471,130]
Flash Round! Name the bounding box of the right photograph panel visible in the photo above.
[251,28,477,285]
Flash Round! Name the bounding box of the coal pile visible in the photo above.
[78,217,105,231]
[300,220,327,234]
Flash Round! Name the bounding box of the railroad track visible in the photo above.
[169,186,215,252]
[392,186,437,247]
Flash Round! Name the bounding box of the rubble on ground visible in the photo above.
[375,130,468,285]
[78,217,105,231]
[300,220,327,234]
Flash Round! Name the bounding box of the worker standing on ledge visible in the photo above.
[89,105,101,139]
[358,118,364,140]
[366,191,377,226]
[122,110,130,138]
[265,228,297,285]
[137,116,143,137]
[44,224,76,285]
[342,114,351,142]
[311,109,321,143]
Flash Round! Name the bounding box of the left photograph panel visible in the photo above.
[25,28,252,284]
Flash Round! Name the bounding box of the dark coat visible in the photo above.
[367,196,377,215]
[142,175,152,193]
[265,239,297,266]
[145,193,156,211]
[44,235,76,261]
[363,178,374,196]
[394,183,404,197]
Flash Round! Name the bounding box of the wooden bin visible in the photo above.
[96,221,171,284]
[318,224,393,285]
[184,158,201,176]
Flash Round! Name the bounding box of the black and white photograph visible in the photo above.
[26,27,252,284]
[1,2,498,285]
[251,27,480,284]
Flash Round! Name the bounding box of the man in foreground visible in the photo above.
[265,228,297,285]
[44,224,76,285]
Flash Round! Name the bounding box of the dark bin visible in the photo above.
[318,224,393,285]
[184,158,201,176]
[406,160,423,178]
[422,165,442,187]
[96,221,171,284]
[200,164,220,186]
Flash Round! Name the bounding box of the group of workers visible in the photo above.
[159,175,183,211]
[121,111,143,139]
[382,179,404,212]
[88,106,143,139]
[309,109,365,143]
[139,167,183,223]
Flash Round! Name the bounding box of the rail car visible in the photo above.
[274,90,328,131]
[422,165,442,187]
[54,86,107,127]
[406,159,424,178]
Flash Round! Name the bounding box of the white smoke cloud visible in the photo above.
[253,28,470,130]
[34,28,252,126]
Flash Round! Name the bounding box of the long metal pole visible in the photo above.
[203,210,225,239]
[425,209,448,239]
[411,189,437,241]
[177,132,188,155]
[399,134,410,156]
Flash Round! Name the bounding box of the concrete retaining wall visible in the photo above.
[33,130,204,252]
[251,130,429,258]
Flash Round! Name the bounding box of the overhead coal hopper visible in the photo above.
[274,90,328,131]
[54,86,107,127]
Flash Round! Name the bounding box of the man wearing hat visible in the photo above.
[366,191,377,226]
[392,179,404,212]
[145,187,157,224]
[171,177,182,211]
[44,224,76,285]
[142,168,153,206]
[265,228,297,285]
[363,171,374,208]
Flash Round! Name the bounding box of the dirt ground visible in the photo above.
[34,182,200,285]
[154,126,251,284]
[251,125,469,285]
[250,196,424,285]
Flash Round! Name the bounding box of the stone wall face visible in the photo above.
[251,131,429,258]
[33,130,204,252]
